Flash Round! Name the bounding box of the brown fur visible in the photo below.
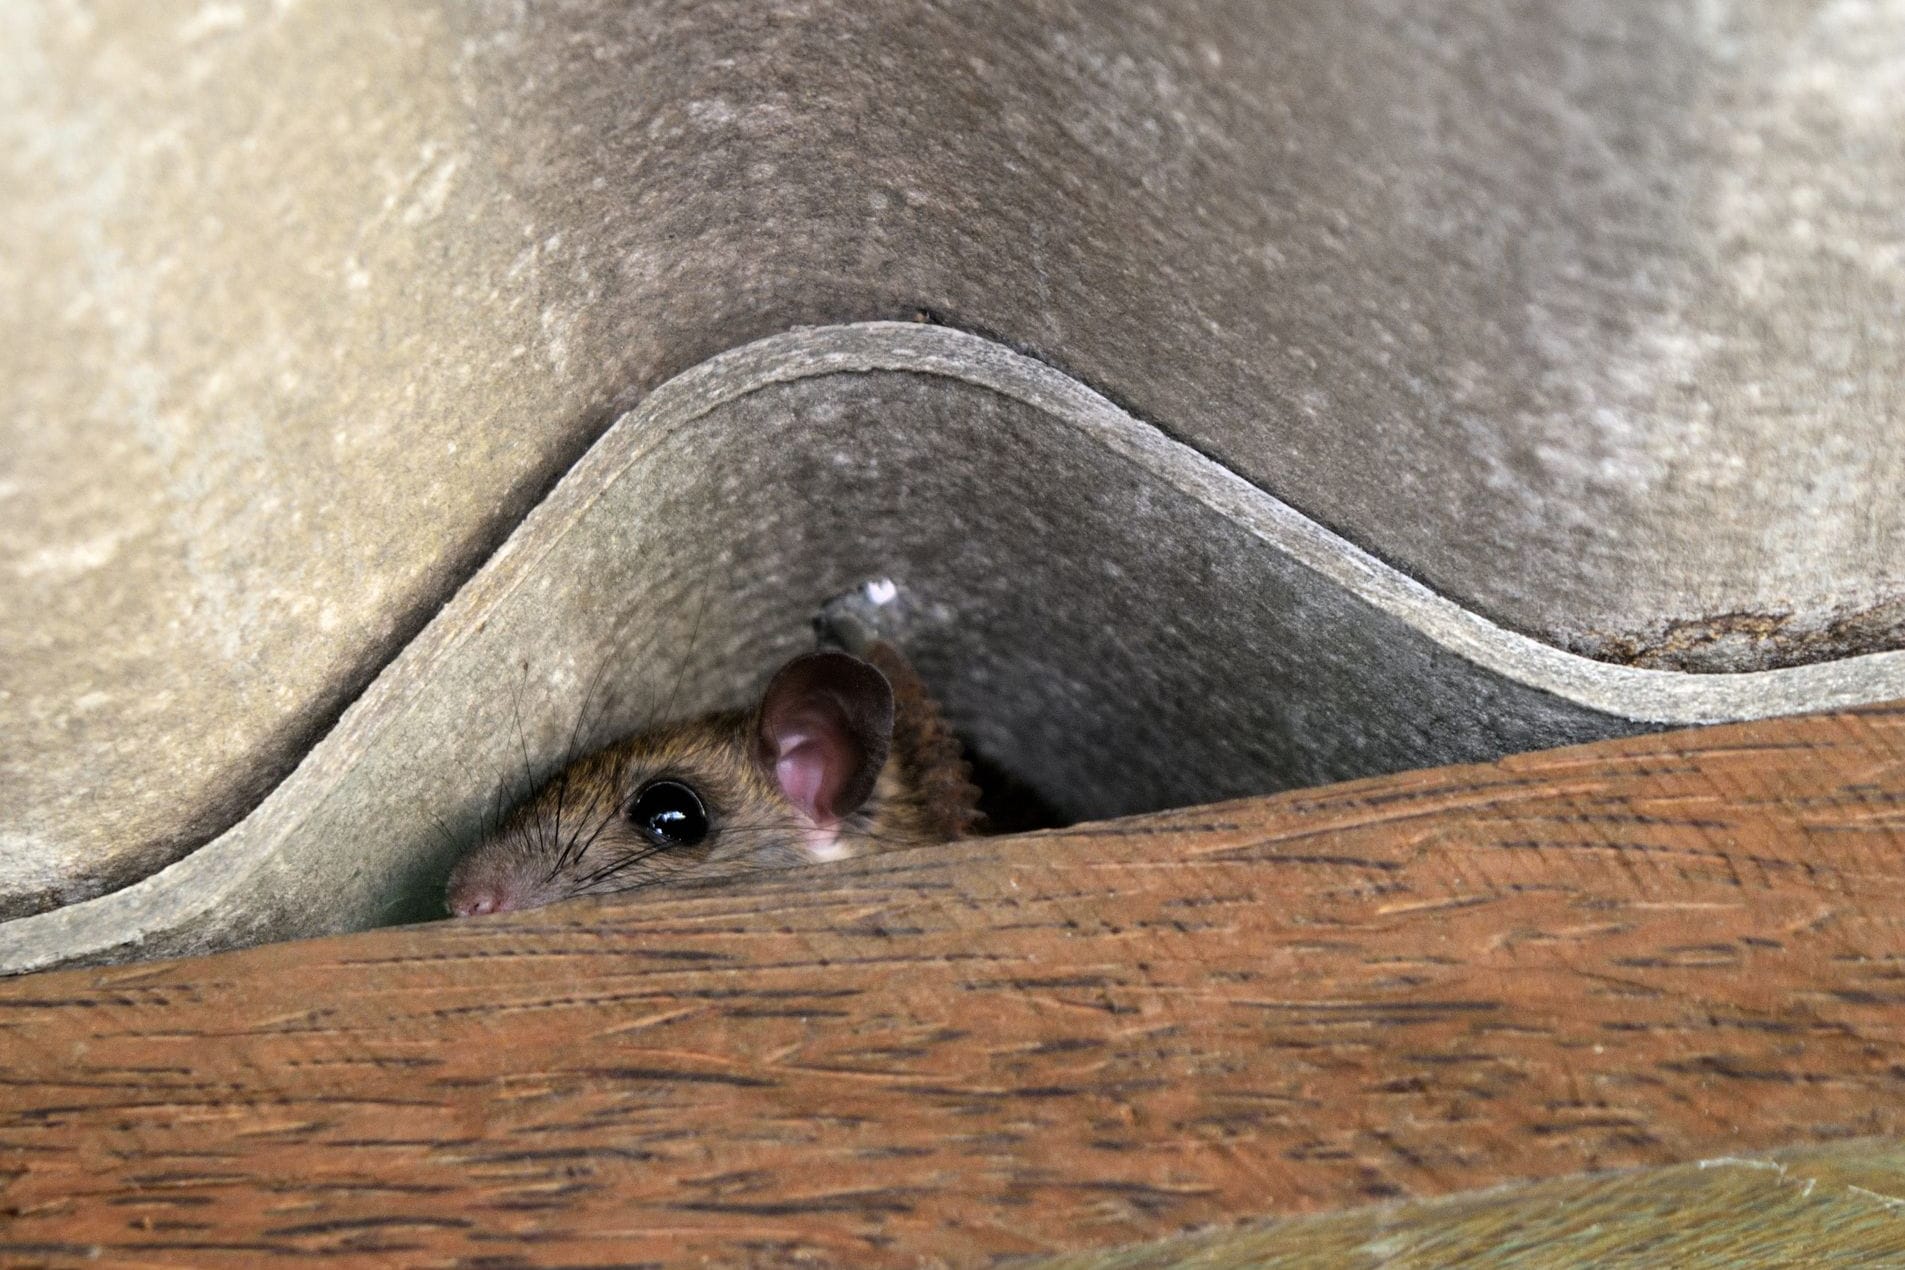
[445,644,976,915]
[862,642,982,841]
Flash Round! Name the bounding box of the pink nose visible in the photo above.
[450,889,508,918]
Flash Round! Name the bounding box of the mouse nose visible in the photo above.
[450,889,508,918]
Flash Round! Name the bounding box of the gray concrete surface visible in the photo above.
[3,324,1901,975]
[2,2,1901,960]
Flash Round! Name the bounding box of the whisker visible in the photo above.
[507,660,546,857]
[545,793,625,885]
[647,583,715,732]
[573,843,669,890]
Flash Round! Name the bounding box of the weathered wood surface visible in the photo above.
[1035,1140,1905,1269]
[3,704,1905,1265]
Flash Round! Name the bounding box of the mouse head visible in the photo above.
[445,650,894,917]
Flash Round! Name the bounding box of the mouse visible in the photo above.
[444,637,981,917]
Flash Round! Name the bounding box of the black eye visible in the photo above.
[625,780,709,848]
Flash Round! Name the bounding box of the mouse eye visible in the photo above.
[625,779,710,848]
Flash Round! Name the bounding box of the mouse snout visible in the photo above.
[444,863,527,919]
[449,888,509,918]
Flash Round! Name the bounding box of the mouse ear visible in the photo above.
[752,651,894,826]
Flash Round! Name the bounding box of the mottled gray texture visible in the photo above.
[2,2,1902,946]
[4,325,1903,975]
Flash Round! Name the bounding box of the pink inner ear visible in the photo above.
[765,712,850,825]
[754,650,892,830]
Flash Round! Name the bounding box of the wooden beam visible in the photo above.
[1029,1141,1905,1268]
[3,704,1904,1264]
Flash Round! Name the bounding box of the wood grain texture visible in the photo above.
[1033,1140,1905,1269]
[3,704,1905,1265]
